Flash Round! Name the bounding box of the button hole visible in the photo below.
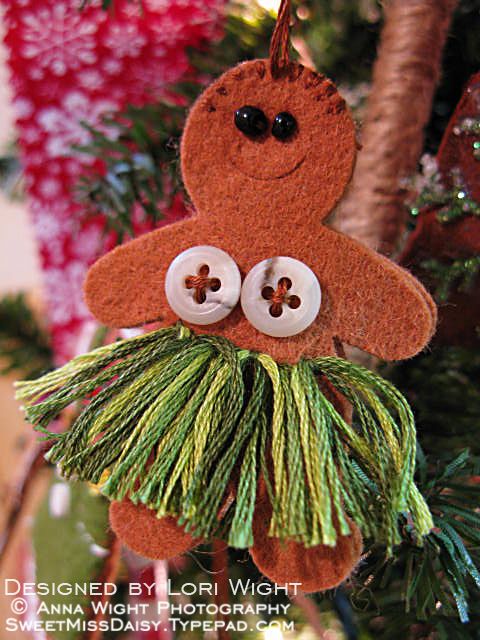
[198,264,210,276]
[269,304,283,318]
[262,286,275,300]
[278,276,292,290]
[288,295,301,309]
[210,278,221,292]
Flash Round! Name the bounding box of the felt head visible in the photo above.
[181,59,357,226]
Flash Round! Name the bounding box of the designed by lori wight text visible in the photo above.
[4,578,302,598]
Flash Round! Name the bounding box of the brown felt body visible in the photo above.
[85,59,435,363]
[86,216,436,363]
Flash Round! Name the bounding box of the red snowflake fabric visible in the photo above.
[2,0,224,361]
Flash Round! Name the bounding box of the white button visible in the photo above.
[241,257,321,337]
[165,246,241,325]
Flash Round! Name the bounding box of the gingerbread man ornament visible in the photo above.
[86,55,435,584]
[18,1,437,593]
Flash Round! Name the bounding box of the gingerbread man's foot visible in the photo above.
[109,500,201,559]
[249,500,362,593]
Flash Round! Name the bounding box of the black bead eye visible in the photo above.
[272,112,297,140]
[234,106,268,138]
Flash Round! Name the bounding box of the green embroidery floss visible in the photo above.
[15,323,433,551]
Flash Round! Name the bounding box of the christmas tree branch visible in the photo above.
[388,346,480,455]
[335,0,459,255]
[0,293,53,379]
[420,256,480,302]
[355,449,480,633]
[76,99,192,241]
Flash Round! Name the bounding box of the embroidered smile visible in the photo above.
[229,154,306,181]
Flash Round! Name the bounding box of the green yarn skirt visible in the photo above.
[16,323,433,550]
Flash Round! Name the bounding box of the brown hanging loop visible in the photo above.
[269,0,292,77]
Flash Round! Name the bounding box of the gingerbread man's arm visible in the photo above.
[318,229,437,361]
[84,217,199,328]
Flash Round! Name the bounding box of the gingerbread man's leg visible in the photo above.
[109,500,201,560]
[249,493,362,593]
[248,377,361,592]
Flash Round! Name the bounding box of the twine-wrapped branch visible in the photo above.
[335,0,459,255]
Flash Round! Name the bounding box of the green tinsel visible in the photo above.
[15,324,432,551]
[410,182,480,224]
[420,256,480,303]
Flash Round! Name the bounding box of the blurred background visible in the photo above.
[0,22,40,633]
